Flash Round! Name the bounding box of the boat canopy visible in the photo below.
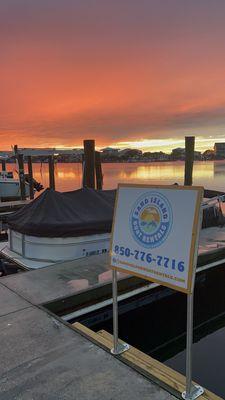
[8,188,116,237]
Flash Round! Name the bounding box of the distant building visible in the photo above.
[143,151,169,161]
[150,151,170,161]
[171,148,186,160]
[214,143,225,158]
[171,148,202,160]
[118,148,142,158]
[101,147,119,156]
[194,151,202,160]
[0,151,13,159]
[15,147,83,156]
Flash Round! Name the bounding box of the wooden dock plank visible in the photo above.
[72,322,222,400]
[98,330,185,392]
[72,322,110,347]
[98,330,222,400]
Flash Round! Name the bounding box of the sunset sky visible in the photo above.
[1,0,225,152]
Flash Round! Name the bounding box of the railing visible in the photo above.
[202,195,225,210]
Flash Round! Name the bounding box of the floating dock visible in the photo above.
[0,263,175,399]
[0,253,223,399]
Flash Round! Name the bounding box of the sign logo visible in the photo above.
[130,191,173,248]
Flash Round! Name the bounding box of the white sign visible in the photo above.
[111,184,203,294]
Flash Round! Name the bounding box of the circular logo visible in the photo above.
[130,192,173,248]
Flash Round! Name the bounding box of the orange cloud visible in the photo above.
[1,1,225,150]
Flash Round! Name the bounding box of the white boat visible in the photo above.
[5,187,114,268]
[3,187,225,271]
[0,171,30,201]
[9,230,110,263]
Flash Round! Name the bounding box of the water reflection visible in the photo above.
[214,161,225,175]
[104,161,222,190]
[98,270,127,284]
[4,160,225,192]
[118,164,185,180]
[67,279,89,291]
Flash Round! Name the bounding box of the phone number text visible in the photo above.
[113,245,185,272]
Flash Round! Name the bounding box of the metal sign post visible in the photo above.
[111,269,130,355]
[182,208,204,400]
[182,292,204,400]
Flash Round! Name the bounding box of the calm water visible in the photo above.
[6,160,225,192]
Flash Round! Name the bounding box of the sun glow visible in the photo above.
[115,136,225,153]
[1,1,225,151]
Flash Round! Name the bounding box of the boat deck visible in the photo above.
[0,242,53,269]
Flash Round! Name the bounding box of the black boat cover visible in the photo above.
[8,188,116,237]
[7,187,225,238]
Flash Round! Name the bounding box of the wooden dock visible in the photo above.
[73,323,222,400]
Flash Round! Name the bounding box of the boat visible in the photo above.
[1,186,225,271]
[6,188,114,266]
[0,171,30,201]
[0,170,43,201]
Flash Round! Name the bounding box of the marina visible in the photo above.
[0,139,224,400]
[2,2,225,398]
[0,188,225,272]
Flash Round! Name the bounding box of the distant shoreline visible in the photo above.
[3,159,224,164]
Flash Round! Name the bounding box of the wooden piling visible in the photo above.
[48,155,55,190]
[81,154,85,187]
[1,159,6,171]
[17,154,26,200]
[184,136,195,186]
[27,156,34,199]
[83,140,95,189]
[95,151,103,190]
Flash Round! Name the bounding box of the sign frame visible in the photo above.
[110,183,203,295]
[110,184,204,399]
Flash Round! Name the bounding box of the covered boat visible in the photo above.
[7,188,115,262]
[6,186,225,267]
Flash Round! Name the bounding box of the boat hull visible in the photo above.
[0,180,30,200]
[9,230,110,262]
